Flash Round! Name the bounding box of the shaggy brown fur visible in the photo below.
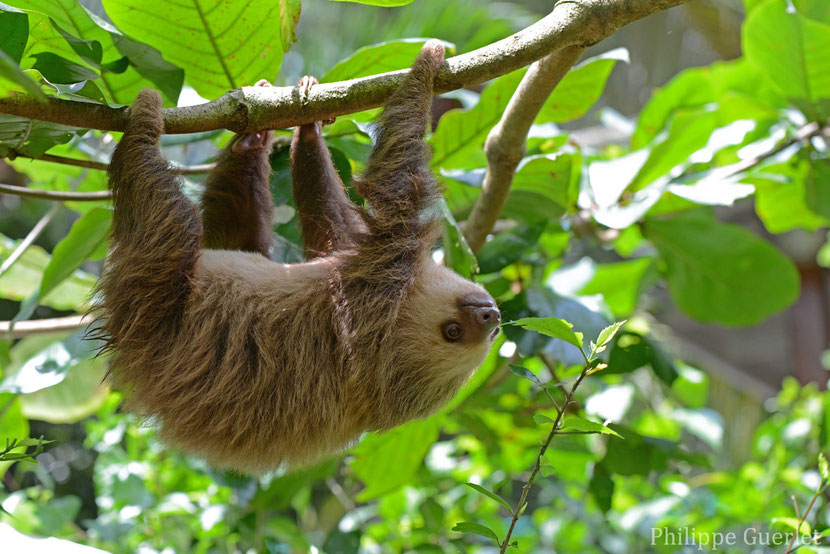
[96,42,500,473]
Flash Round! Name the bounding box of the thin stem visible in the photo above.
[786,484,826,553]
[499,362,591,553]
[0,183,112,201]
[7,153,214,175]
[0,202,62,277]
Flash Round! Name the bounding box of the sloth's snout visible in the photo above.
[460,293,501,334]
[473,306,500,329]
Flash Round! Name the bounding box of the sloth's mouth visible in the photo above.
[489,327,500,340]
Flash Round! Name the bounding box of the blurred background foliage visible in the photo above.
[0,0,829,552]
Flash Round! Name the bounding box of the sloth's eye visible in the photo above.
[443,322,463,342]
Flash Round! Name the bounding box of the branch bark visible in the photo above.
[0,183,111,201]
[0,315,91,339]
[0,0,691,134]
[463,45,586,252]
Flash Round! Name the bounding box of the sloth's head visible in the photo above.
[397,262,500,382]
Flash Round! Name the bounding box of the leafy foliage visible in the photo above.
[0,0,829,552]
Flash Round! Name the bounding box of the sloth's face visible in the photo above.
[400,262,500,379]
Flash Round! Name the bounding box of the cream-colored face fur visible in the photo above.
[398,262,499,379]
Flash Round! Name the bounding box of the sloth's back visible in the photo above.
[122,249,359,472]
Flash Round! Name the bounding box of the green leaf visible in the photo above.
[533,413,556,425]
[645,212,800,326]
[0,48,46,100]
[51,18,103,67]
[509,364,543,387]
[431,69,525,169]
[580,258,653,318]
[323,39,435,82]
[351,417,441,500]
[21,356,108,424]
[564,416,623,438]
[31,52,98,83]
[0,394,29,478]
[111,34,184,106]
[0,6,28,64]
[772,517,809,535]
[820,452,829,482]
[38,207,111,301]
[744,0,830,118]
[0,330,96,395]
[477,224,544,274]
[440,200,477,278]
[536,48,628,123]
[329,0,414,5]
[633,59,784,148]
[501,155,573,224]
[750,161,830,233]
[0,235,96,312]
[594,321,626,353]
[508,317,584,350]
[465,483,513,512]
[103,0,284,99]
[589,463,614,513]
[451,521,500,543]
[805,158,830,219]
[0,114,76,157]
[278,0,301,52]
[608,332,678,385]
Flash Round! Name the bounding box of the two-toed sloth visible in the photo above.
[96,41,500,473]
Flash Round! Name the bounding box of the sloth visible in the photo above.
[96,41,500,473]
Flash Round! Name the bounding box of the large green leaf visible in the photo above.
[0,235,96,312]
[103,0,285,99]
[322,39,432,82]
[39,207,112,301]
[0,114,76,157]
[4,0,153,104]
[645,212,800,326]
[580,257,654,318]
[535,48,628,124]
[744,0,830,118]
[21,357,108,423]
[0,5,28,63]
[351,416,441,500]
[749,161,829,233]
[430,69,525,169]
[501,154,573,223]
[0,393,28,478]
[633,59,784,148]
[329,0,414,5]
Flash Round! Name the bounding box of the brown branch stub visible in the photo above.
[464,46,587,252]
[0,0,692,134]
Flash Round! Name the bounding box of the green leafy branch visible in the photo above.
[0,436,53,463]
[782,453,830,553]
[453,318,625,551]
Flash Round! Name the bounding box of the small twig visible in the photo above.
[786,481,826,553]
[702,122,828,184]
[0,201,62,277]
[499,360,592,553]
[7,153,214,175]
[0,183,112,201]
[0,314,91,338]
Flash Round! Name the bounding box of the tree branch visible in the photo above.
[0,315,91,338]
[464,45,586,252]
[0,0,691,134]
[0,183,111,201]
[6,153,213,175]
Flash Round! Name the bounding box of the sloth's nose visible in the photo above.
[460,293,501,332]
[474,306,501,330]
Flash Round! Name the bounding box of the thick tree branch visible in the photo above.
[464,46,586,252]
[0,0,691,134]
